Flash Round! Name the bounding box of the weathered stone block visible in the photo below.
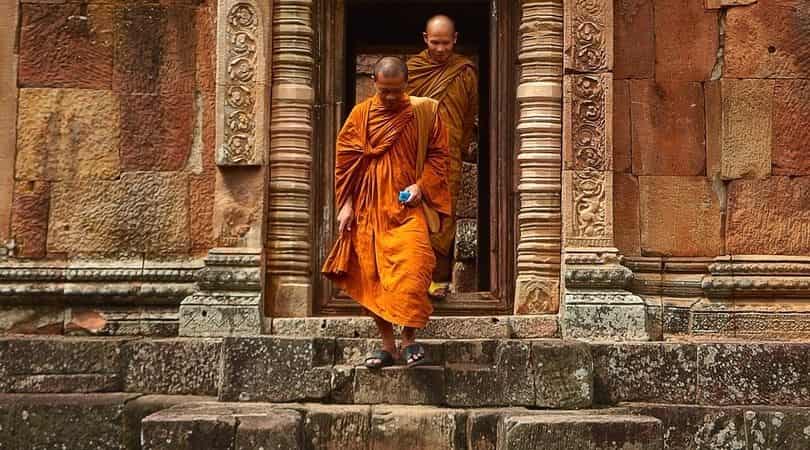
[123,395,218,450]
[114,5,196,94]
[613,173,640,256]
[622,404,747,450]
[0,337,127,393]
[612,79,631,173]
[369,405,467,450]
[354,366,445,405]
[445,364,501,407]
[0,306,63,335]
[532,340,592,409]
[235,411,303,450]
[698,343,810,406]
[179,293,263,337]
[48,172,190,256]
[189,174,216,255]
[498,414,663,450]
[0,393,138,450]
[141,409,236,450]
[563,293,652,341]
[18,4,114,89]
[614,0,654,79]
[452,261,478,293]
[495,341,534,406]
[16,88,120,181]
[706,79,773,180]
[0,0,17,246]
[725,0,810,78]
[467,408,530,450]
[592,343,697,405]
[446,341,534,408]
[123,339,221,396]
[444,339,498,365]
[120,91,194,171]
[457,162,478,219]
[219,336,335,402]
[272,316,379,338]
[454,219,477,261]
[726,177,810,255]
[630,80,706,176]
[654,0,718,81]
[65,305,180,337]
[773,79,810,175]
[300,404,371,450]
[10,181,50,258]
[421,316,511,339]
[639,176,723,257]
[508,315,560,339]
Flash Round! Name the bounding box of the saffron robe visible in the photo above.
[322,95,452,328]
[407,50,478,263]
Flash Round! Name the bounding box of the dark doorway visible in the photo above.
[312,0,516,315]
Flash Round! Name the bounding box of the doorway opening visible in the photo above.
[312,0,517,315]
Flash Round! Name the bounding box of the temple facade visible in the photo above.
[1,0,810,448]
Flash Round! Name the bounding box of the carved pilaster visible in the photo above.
[514,0,564,315]
[266,0,314,316]
[179,248,263,336]
[564,0,612,73]
[216,0,270,166]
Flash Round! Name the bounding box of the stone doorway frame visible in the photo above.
[192,0,633,336]
[309,0,520,317]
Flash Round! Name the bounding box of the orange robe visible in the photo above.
[322,95,451,328]
[407,51,479,279]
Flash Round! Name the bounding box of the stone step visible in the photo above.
[3,336,810,409]
[140,401,660,450]
[0,393,214,450]
[219,336,594,408]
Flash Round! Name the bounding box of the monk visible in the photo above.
[322,57,451,368]
[407,14,479,299]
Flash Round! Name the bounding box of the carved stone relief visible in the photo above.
[217,1,267,166]
[564,0,612,73]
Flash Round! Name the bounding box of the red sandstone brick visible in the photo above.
[639,176,723,257]
[11,181,50,258]
[727,177,810,255]
[195,4,217,95]
[653,0,719,81]
[614,0,654,79]
[725,0,810,78]
[119,91,193,171]
[18,4,114,89]
[113,5,196,94]
[630,80,706,176]
[613,173,641,256]
[613,79,631,173]
[190,174,215,255]
[772,79,810,175]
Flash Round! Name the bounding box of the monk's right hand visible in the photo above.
[337,202,354,233]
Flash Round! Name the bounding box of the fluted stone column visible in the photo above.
[514,0,565,315]
[560,0,652,340]
[265,0,314,317]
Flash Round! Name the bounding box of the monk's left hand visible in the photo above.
[403,184,422,205]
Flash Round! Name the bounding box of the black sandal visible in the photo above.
[364,350,395,369]
[402,343,428,368]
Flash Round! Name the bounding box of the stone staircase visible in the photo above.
[0,330,809,449]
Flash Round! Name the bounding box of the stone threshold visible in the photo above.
[269,314,561,339]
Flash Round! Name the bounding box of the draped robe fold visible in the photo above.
[407,50,479,280]
[322,95,451,328]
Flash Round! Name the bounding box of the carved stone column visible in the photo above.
[560,0,651,340]
[265,0,314,316]
[514,0,564,315]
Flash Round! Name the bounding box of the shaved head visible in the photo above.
[426,14,456,34]
[423,14,458,63]
[373,56,408,81]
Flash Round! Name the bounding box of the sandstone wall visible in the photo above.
[613,0,810,258]
[8,0,218,259]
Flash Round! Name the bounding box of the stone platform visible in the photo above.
[0,335,809,448]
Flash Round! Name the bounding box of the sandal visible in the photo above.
[364,350,396,369]
[402,343,428,368]
[428,281,450,301]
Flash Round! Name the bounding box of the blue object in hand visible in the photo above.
[398,190,412,203]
